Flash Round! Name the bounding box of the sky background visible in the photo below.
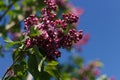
[0,0,120,80]
[69,0,120,79]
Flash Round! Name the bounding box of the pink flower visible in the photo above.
[66,3,84,16]
[92,69,100,76]
[109,77,115,80]
[74,34,90,51]
[8,69,15,77]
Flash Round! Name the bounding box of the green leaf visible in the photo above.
[4,38,13,43]
[28,54,38,73]
[28,54,50,80]
[61,73,72,80]
[29,26,41,37]
[0,27,7,38]
[0,1,6,10]
[33,45,45,72]
[47,61,59,66]
[33,45,43,58]
[0,45,4,57]
[12,49,19,60]
[72,56,83,67]
[44,61,61,80]
[4,38,21,48]
[13,62,27,76]
[45,66,61,80]
[12,48,26,62]
[33,45,47,73]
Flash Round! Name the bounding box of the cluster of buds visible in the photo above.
[24,0,83,59]
[62,13,79,23]
[24,14,38,34]
[44,0,57,11]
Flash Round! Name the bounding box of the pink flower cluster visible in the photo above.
[78,61,101,79]
[24,0,83,59]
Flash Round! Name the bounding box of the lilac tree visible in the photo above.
[0,0,114,80]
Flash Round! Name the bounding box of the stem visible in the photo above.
[1,55,20,80]
[38,57,46,72]
[1,48,26,80]
[0,1,17,21]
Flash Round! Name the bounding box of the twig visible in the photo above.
[1,49,26,80]
[1,55,20,80]
[0,1,17,21]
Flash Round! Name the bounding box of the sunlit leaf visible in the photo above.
[44,61,61,80]
[47,60,59,66]
[4,38,21,48]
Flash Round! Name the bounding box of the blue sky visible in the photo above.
[69,0,120,79]
[0,0,120,79]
